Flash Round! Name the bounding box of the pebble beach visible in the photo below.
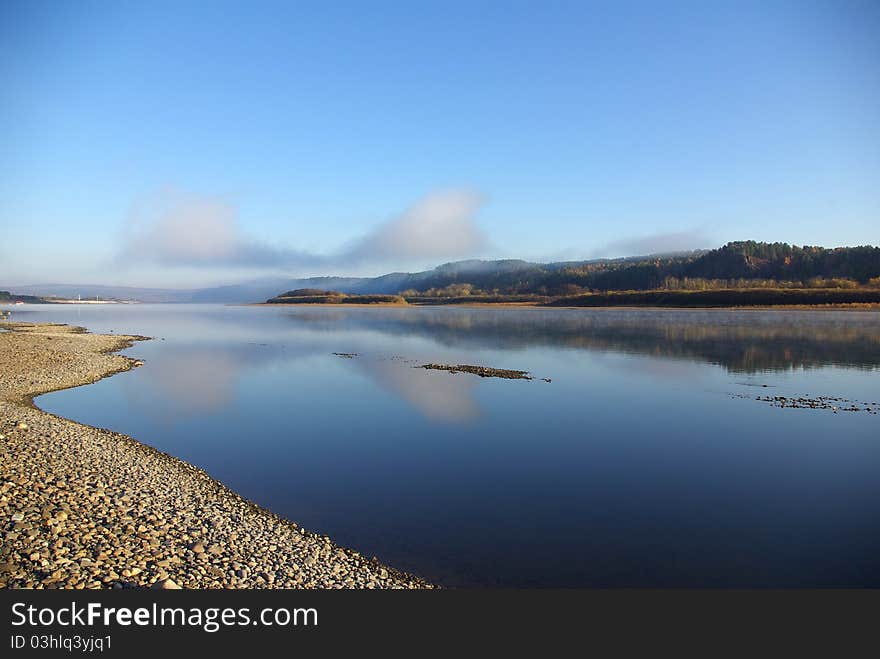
[0,321,431,589]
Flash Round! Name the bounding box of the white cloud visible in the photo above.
[591,229,711,258]
[119,188,487,271]
[344,189,486,263]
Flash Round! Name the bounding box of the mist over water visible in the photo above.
[9,303,880,586]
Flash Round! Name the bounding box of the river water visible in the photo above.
[8,303,880,586]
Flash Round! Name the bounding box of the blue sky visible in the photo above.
[1,0,878,287]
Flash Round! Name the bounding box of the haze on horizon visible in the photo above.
[1,1,878,288]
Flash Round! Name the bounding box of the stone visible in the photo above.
[153,578,182,590]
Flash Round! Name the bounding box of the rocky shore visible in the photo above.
[0,321,431,589]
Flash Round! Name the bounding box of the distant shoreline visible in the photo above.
[257,302,880,311]
[6,295,880,311]
[258,285,880,309]
[256,296,880,311]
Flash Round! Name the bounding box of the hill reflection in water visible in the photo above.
[281,307,880,373]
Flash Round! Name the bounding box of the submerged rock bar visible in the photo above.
[418,363,534,380]
[0,321,430,589]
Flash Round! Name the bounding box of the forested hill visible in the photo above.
[381,242,880,296]
[680,242,880,282]
[260,242,880,302]
[14,242,878,304]
[560,242,880,293]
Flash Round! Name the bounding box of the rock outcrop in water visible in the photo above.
[418,363,533,380]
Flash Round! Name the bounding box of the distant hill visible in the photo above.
[2,284,194,303]
[187,262,548,302]
[0,290,44,304]
[523,242,880,295]
[267,242,880,300]
[266,290,407,305]
[8,242,879,304]
[188,276,367,303]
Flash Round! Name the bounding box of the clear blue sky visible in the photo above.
[1,0,878,287]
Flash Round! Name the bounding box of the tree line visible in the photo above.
[399,242,880,296]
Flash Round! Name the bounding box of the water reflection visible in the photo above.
[353,358,481,422]
[121,332,486,422]
[120,344,289,417]
[40,305,880,422]
[280,308,880,373]
[20,304,880,587]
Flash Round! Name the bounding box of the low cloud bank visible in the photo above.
[119,188,487,271]
[118,188,709,277]
[591,229,711,258]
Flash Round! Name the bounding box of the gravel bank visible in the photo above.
[0,321,431,589]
